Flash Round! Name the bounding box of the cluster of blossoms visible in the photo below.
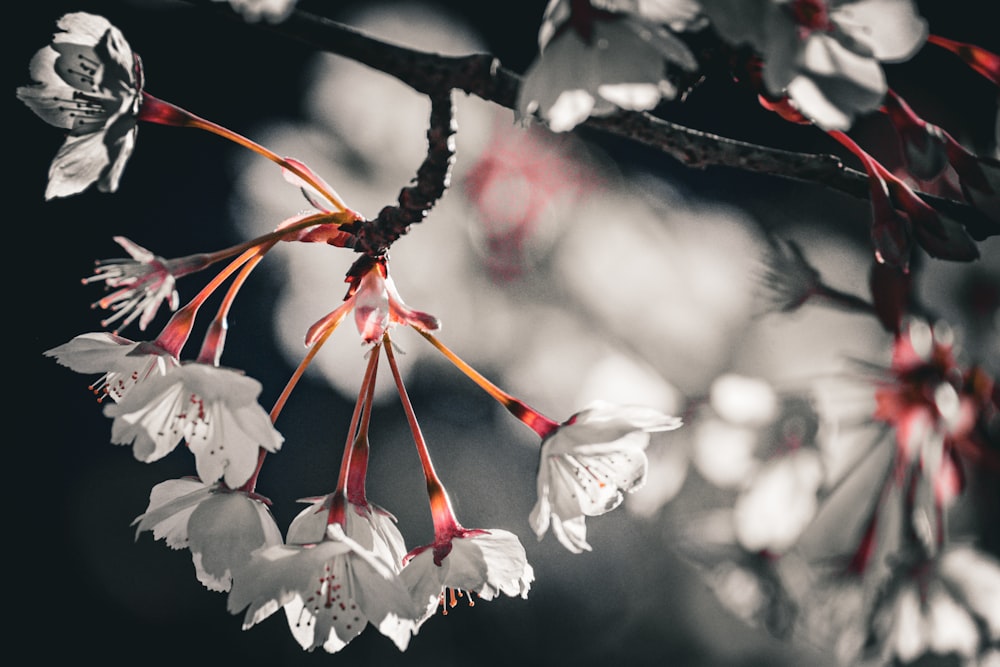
[518,0,1000,274]
[21,10,683,655]
[20,3,1000,664]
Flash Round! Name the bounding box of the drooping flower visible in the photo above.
[17,12,143,199]
[44,331,179,403]
[402,527,534,625]
[227,523,420,654]
[287,494,409,573]
[102,362,283,488]
[132,477,282,591]
[699,0,928,130]
[530,400,682,553]
[304,256,440,347]
[82,236,212,332]
[518,0,699,132]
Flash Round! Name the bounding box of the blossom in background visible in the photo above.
[732,447,825,553]
[530,400,682,553]
[17,12,143,199]
[872,318,985,507]
[132,478,283,591]
[518,0,699,132]
[304,257,440,347]
[45,331,179,403]
[103,362,283,488]
[286,494,409,572]
[866,545,1000,665]
[698,0,928,129]
[227,523,420,654]
[402,528,534,625]
[216,0,299,23]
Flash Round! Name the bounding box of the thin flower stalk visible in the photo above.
[416,330,558,438]
[138,92,351,213]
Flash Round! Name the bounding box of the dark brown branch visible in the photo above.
[349,93,457,257]
[184,0,989,234]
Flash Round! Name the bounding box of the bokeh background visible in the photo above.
[13,1,999,665]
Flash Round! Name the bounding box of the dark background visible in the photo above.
[12,1,998,665]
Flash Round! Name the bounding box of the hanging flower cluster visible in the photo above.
[22,10,683,655]
[21,3,1000,664]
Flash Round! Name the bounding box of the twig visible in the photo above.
[181,0,989,234]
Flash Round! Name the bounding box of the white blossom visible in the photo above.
[103,363,283,487]
[44,331,178,403]
[530,400,682,553]
[17,12,142,199]
[227,524,420,654]
[132,478,283,591]
[402,529,534,627]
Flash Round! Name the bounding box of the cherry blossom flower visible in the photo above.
[44,331,178,403]
[304,257,440,347]
[699,0,928,129]
[82,236,212,332]
[530,400,682,553]
[402,528,534,626]
[227,523,420,654]
[102,362,283,488]
[17,12,143,199]
[732,447,825,553]
[518,0,698,132]
[215,0,299,23]
[132,477,282,591]
[286,494,409,572]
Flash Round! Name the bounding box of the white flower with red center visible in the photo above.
[402,527,534,626]
[44,331,179,403]
[518,0,699,132]
[17,12,143,199]
[530,400,682,553]
[698,0,928,129]
[102,362,283,488]
[132,478,283,591]
[227,523,420,654]
[287,494,410,573]
[304,257,440,347]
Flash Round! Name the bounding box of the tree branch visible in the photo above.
[183,0,989,233]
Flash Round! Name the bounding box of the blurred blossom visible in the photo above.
[866,545,1000,665]
[710,373,779,427]
[692,417,760,488]
[732,448,824,553]
[215,0,298,23]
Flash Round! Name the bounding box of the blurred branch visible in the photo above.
[183,0,984,228]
